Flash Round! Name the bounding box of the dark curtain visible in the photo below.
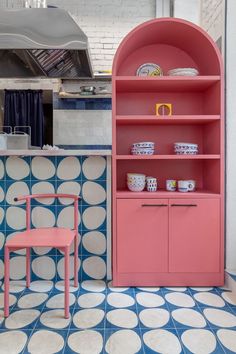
[4,90,44,147]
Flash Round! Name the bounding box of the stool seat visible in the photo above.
[6,228,76,248]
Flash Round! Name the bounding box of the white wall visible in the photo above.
[0,0,156,72]
[226,0,236,272]
[174,0,201,25]
[201,1,236,273]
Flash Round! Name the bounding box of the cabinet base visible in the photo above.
[113,272,224,287]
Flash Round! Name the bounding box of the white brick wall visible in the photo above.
[0,0,23,7]
[200,0,225,42]
[0,0,156,72]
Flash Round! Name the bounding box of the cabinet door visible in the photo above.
[169,198,220,273]
[116,199,168,273]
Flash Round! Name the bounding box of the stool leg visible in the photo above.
[74,236,78,288]
[26,248,31,288]
[4,247,10,317]
[64,246,70,319]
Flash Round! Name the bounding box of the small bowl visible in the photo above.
[131,149,154,155]
[80,86,96,93]
[127,178,146,183]
[127,180,145,185]
[175,147,198,151]
[127,182,146,192]
[175,151,198,155]
[174,142,198,148]
[132,142,155,149]
[127,173,146,177]
[127,173,146,181]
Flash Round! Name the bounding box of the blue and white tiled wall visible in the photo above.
[0,155,108,282]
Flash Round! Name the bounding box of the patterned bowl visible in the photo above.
[127,181,146,192]
[127,173,146,180]
[131,148,154,155]
[175,148,198,154]
[127,178,146,185]
[174,142,198,149]
[175,150,198,155]
[132,142,155,149]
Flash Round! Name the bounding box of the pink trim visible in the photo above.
[4,247,9,317]
[64,246,70,318]
[26,248,31,288]
[115,272,224,286]
[74,199,79,287]
[15,193,80,202]
[26,198,31,230]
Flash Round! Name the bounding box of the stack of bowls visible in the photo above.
[167,68,199,76]
[146,176,157,192]
[127,173,146,192]
[131,142,155,155]
[174,142,199,155]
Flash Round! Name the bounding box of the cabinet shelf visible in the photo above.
[112,18,224,286]
[115,76,220,93]
[115,154,220,160]
[116,115,220,125]
[116,190,221,199]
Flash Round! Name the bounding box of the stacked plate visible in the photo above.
[167,68,199,76]
[131,142,155,155]
[174,142,198,155]
[127,173,146,192]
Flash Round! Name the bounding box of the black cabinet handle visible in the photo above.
[142,204,168,207]
[171,204,197,207]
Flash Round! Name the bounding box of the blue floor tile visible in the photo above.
[0,281,235,353]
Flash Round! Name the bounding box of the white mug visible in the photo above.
[178,180,196,192]
[187,180,196,191]
[166,179,177,191]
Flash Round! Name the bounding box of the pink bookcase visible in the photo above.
[112,18,224,286]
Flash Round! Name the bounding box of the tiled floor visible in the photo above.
[0,280,236,353]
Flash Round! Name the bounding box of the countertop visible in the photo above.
[0,149,112,156]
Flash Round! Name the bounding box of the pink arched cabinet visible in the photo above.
[112,18,224,286]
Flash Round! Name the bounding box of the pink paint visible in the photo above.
[112,18,224,286]
[117,199,168,273]
[4,193,80,318]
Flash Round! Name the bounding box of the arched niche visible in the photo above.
[113,18,222,76]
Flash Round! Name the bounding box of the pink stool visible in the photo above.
[4,194,80,319]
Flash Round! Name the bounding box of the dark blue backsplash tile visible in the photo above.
[53,93,111,110]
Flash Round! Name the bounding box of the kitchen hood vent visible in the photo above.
[0,8,93,79]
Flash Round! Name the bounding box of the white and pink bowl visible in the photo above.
[127,173,146,191]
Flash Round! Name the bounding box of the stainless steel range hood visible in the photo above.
[0,8,93,79]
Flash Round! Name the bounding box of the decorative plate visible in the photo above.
[136,63,163,76]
